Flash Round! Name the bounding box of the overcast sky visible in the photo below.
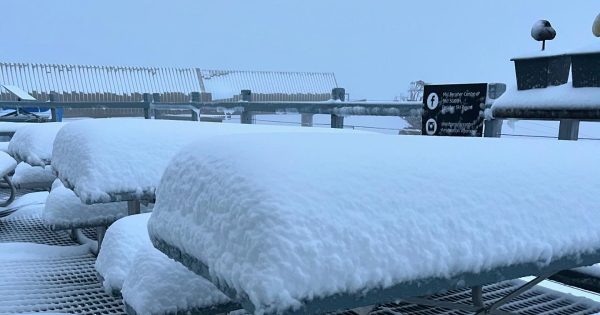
[0,1,597,100]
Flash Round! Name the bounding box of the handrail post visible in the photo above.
[301,114,314,127]
[331,88,345,129]
[558,119,580,141]
[483,119,503,138]
[49,93,58,122]
[190,92,200,121]
[240,89,254,124]
[332,87,346,101]
[331,115,344,129]
[142,93,152,119]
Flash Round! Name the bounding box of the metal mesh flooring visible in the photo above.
[371,281,600,315]
[0,252,126,314]
[0,215,76,245]
[2,194,600,314]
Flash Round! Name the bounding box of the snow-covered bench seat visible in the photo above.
[0,122,24,140]
[148,133,600,315]
[551,265,600,295]
[0,151,18,207]
[43,182,131,231]
[52,118,361,205]
[8,122,65,167]
[97,214,240,314]
[11,163,56,190]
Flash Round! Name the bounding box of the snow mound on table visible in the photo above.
[95,213,153,294]
[8,122,65,167]
[148,133,600,314]
[0,142,8,152]
[12,162,56,188]
[122,247,233,315]
[43,183,129,230]
[52,118,363,204]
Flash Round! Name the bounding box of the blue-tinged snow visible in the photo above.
[493,84,600,110]
[43,181,129,230]
[52,118,365,204]
[149,133,600,314]
[96,213,232,313]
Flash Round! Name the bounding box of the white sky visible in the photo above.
[0,1,598,99]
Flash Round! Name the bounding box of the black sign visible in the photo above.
[422,83,487,137]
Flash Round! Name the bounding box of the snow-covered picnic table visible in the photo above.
[148,133,600,315]
[52,118,363,205]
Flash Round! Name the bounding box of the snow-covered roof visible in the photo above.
[0,62,337,102]
[199,69,336,101]
[148,133,600,314]
[52,119,365,204]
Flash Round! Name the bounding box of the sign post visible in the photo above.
[422,83,487,137]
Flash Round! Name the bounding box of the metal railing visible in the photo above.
[0,88,423,128]
[485,106,600,140]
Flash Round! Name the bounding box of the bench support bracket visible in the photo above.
[403,272,555,315]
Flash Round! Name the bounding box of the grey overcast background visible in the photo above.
[0,1,598,100]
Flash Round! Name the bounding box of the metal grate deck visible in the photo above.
[0,215,76,245]
[2,198,600,314]
[0,253,126,314]
[371,281,600,315]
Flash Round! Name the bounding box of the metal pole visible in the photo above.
[472,286,484,308]
[330,88,345,129]
[127,200,141,215]
[241,89,254,124]
[142,93,152,119]
[301,113,314,127]
[331,115,344,129]
[190,92,200,121]
[96,226,107,252]
[558,119,580,141]
[483,119,503,138]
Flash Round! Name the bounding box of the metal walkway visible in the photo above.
[2,197,600,314]
[0,252,126,314]
[373,281,600,315]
